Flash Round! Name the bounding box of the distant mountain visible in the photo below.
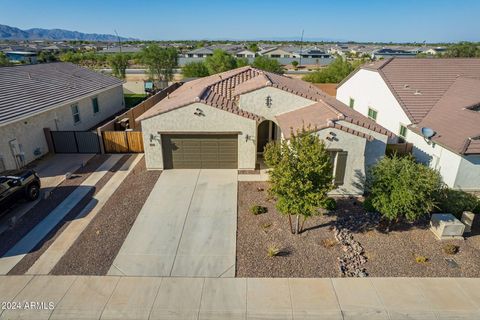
[0,24,138,41]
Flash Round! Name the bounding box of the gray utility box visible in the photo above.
[461,211,475,233]
[430,213,465,240]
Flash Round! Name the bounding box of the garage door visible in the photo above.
[162,134,238,169]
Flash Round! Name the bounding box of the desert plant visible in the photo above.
[250,205,268,215]
[321,197,337,211]
[261,222,272,230]
[267,245,280,257]
[415,255,429,264]
[443,244,459,255]
[366,155,444,223]
[264,126,334,234]
[321,238,338,248]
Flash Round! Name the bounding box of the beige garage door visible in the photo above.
[162,134,238,169]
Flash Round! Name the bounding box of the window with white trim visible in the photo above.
[71,104,80,124]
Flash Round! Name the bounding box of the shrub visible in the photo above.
[443,244,459,255]
[252,56,284,74]
[182,61,209,78]
[366,155,444,222]
[436,188,480,217]
[321,197,337,211]
[363,197,376,212]
[267,245,280,257]
[250,205,268,215]
[415,255,428,264]
[321,238,338,248]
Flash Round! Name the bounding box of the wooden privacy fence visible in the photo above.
[102,131,144,153]
[386,142,413,157]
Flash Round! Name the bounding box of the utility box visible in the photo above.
[430,213,465,240]
[461,211,475,233]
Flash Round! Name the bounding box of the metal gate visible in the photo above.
[50,131,101,153]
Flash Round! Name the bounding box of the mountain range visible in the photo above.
[0,24,137,41]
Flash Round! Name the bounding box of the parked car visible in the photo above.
[0,169,41,216]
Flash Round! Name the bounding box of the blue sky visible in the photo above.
[1,0,479,42]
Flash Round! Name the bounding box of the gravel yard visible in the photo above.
[236,181,480,278]
[51,158,161,275]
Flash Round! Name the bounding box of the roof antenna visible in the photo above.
[299,29,304,67]
[114,29,122,53]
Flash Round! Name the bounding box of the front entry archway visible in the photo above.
[257,120,281,153]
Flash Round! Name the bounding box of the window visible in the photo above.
[368,107,378,121]
[349,98,355,108]
[71,104,80,124]
[399,124,407,138]
[328,150,348,186]
[92,97,100,114]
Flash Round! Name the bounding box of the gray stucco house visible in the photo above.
[0,62,124,171]
[137,66,394,195]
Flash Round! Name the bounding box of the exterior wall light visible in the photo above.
[265,95,272,108]
[194,108,205,116]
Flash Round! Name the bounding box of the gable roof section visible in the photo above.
[409,77,480,155]
[137,66,394,139]
[0,62,122,126]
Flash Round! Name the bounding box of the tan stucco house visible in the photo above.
[0,62,124,171]
[137,66,394,195]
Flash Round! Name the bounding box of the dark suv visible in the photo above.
[0,170,41,216]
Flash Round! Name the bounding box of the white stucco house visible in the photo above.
[0,62,124,171]
[137,66,394,195]
[337,58,480,191]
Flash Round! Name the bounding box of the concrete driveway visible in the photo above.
[109,169,237,277]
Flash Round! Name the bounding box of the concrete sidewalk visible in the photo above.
[0,276,479,319]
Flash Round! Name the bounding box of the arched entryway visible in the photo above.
[257,120,281,153]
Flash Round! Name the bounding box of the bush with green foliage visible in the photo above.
[302,58,365,83]
[108,53,129,79]
[264,126,333,234]
[182,61,209,78]
[444,42,480,58]
[435,188,480,217]
[321,197,337,211]
[0,52,11,66]
[205,49,237,74]
[250,205,268,215]
[366,155,444,222]
[252,56,284,74]
[140,44,178,82]
[291,60,299,69]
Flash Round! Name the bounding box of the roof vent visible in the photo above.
[404,84,410,89]
[414,89,422,95]
[266,80,272,86]
[27,72,31,79]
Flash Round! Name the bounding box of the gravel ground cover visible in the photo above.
[8,155,129,275]
[51,158,161,275]
[236,181,480,277]
[0,155,109,258]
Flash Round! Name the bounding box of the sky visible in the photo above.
[1,0,479,43]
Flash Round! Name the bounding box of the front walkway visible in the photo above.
[109,169,237,277]
[0,276,479,319]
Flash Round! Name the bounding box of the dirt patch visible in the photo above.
[236,181,480,277]
[0,155,109,257]
[8,155,129,275]
[51,158,161,275]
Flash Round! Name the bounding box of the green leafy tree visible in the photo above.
[38,51,58,63]
[108,53,129,79]
[0,52,11,66]
[291,60,299,69]
[204,49,237,74]
[264,126,334,234]
[366,155,444,223]
[252,56,284,74]
[182,61,209,78]
[140,44,178,83]
[248,43,259,53]
[303,57,364,83]
[236,57,250,68]
[444,42,480,58]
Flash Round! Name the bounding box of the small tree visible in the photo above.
[108,53,129,79]
[140,44,178,84]
[291,60,299,69]
[204,49,237,74]
[366,155,444,223]
[264,127,334,234]
[252,56,284,74]
[182,61,209,78]
[0,52,11,67]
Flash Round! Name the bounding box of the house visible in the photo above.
[184,47,214,58]
[137,66,393,195]
[5,51,38,64]
[259,47,300,59]
[371,48,417,59]
[235,49,256,58]
[423,47,447,55]
[0,62,124,171]
[296,48,331,59]
[337,58,480,191]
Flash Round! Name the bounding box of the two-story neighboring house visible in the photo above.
[0,62,124,171]
[337,58,480,191]
[137,66,394,195]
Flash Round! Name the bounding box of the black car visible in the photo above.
[0,169,41,216]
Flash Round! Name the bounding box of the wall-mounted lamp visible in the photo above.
[194,108,205,116]
[245,134,255,143]
[265,95,272,108]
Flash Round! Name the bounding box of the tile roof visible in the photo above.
[137,66,394,139]
[0,62,122,126]
[409,77,480,155]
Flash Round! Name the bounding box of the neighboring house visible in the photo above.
[184,47,215,58]
[337,58,480,191]
[137,66,393,195]
[423,47,447,55]
[235,49,256,58]
[0,62,124,171]
[296,48,332,59]
[259,47,299,59]
[5,51,38,64]
[371,48,417,59]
